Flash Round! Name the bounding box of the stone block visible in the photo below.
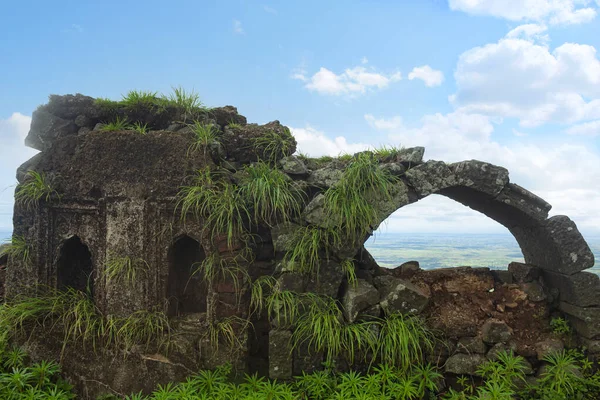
[542,271,600,307]
[449,160,509,197]
[269,330,293,380]
[456,336,487,354]
[559,302,600,339]
[481,319,513,344]
[508,262,540,283]
[445,354,487,376]
[342,279,380,323]
[495,183,551,222]
[374,275,429,314]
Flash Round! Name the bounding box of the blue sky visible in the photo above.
[1,0,600,237]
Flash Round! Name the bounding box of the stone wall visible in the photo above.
[4,94,597,396]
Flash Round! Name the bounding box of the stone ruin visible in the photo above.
[2,94,598,396]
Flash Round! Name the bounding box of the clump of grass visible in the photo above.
[323,152,398,241]
[187,121,219,155]
[0,236,31,264]
[15,170,58,210]
[116,309,171,352]
[340,259,357,287]
[94,97,120,113]
[177,168,250,247]
[374,312,434,370]
[169,86,203,121]
[104,255,149,286]
[239,161,305,227]
[204,316,251,354]
[291,296,377,364]
[249,275,278,317]
[283,226,341,276]
[252,129,295,164]
[129,121,148,134]
[121,90,163,110]
[192,252,250,300]
[373,145,403,160]
[227,120,242,129]
[100,116,129,132]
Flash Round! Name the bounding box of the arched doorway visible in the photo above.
[166,235,208,316]
[57,236,94,294]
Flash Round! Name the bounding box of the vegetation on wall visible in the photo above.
[15,170,59,211]
[104,255,149,286]
[0,236,32,265]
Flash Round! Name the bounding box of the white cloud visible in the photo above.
[566,120,600,136]
[505,23,549,44]
[451,29,600,127]
[408,65,445,87]
[290,125,371,157]
[449,0,598,25]
[298,65,402,97]
[0,113,37,231]
[361,57,369,64]
[364,114,404,130]
[233,19,245,35]
[263,5,277,14]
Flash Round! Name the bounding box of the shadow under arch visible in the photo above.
[166,234,208,316]
[56,235,94,295]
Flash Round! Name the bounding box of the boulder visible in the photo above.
[522,282,547,302]
[404,161,457,197]
[342,279,380,323]
[542,271,600,307]
[307,164,344,188]
[534,339,564,360]
[456,336,487,354]
[271,223,301,254]
[209,105,247,127]
[395,146,425,164]
[481,319,513,344]
[304,260,345,298]
[303,194,334,228]
[486,342,517,360]
[445,354,487,376]
[559,302,600,339]
[221,121,295,163]
[279,156,308,175]
[25,109,78,151]
[508,262,540,283]
[374,275,429,314]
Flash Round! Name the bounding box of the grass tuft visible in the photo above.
[15,171,58,210]
[105,255,149,286]
[130,121,148,134]
[169,86,203,121]
[239,162,305,227]
[283,226,340,276]
[0,236,32,264]
[187,121,219,155]
[100,116,129,132]
[252,129,295,164]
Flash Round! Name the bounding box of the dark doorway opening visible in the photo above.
[57,236,94,294]
[167,236,207,316]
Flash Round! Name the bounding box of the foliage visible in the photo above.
[130,121,149,134]
[204,316,252,355]
[550,317,572,335]
[121,90,166,111]
[283,225,340,276]
[187,121,219,155]
[0,288,171,357]
[340,259,357,287]
[101,116,130,132]
[239,161,305,227]
[373,145,404,161]
[252,129,295,164]
[323,151,398,241]
[192,252,251,299]
[168,86,204,121]
[15,170,59,210]
[177,167,251,247]
[105,255,149,286]
[0,235,31,265]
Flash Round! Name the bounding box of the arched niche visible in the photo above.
[166,235,208,316]
[366,194,524,269]
[56,236,94,294]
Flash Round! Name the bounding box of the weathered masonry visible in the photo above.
[4,94,597,395]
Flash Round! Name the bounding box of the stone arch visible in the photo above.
[166,234,208,316]
[373,158,597,338]
[56,235,94,294]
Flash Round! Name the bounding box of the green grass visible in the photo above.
[168,86,203,121]
[283,225,341,276]
[121,90,165,111]
[177,168,251,247]
[94,97,120,113]
[252,129,295,164]
[187,121,219,155]
[15,170,59,210]
[227,120,242,129]
[100,116,130,132]
[0,288,171,356]
[323,152,398,242]
[238,161,305,227]
[130,121,149,134]
[340,259,357,287]
[205,316,252,355]
[373,145,404,160]
[0,235,31,264]
[192,252,250,298]
[105,255,149,286]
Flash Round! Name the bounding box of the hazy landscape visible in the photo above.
[365,232,600,274]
